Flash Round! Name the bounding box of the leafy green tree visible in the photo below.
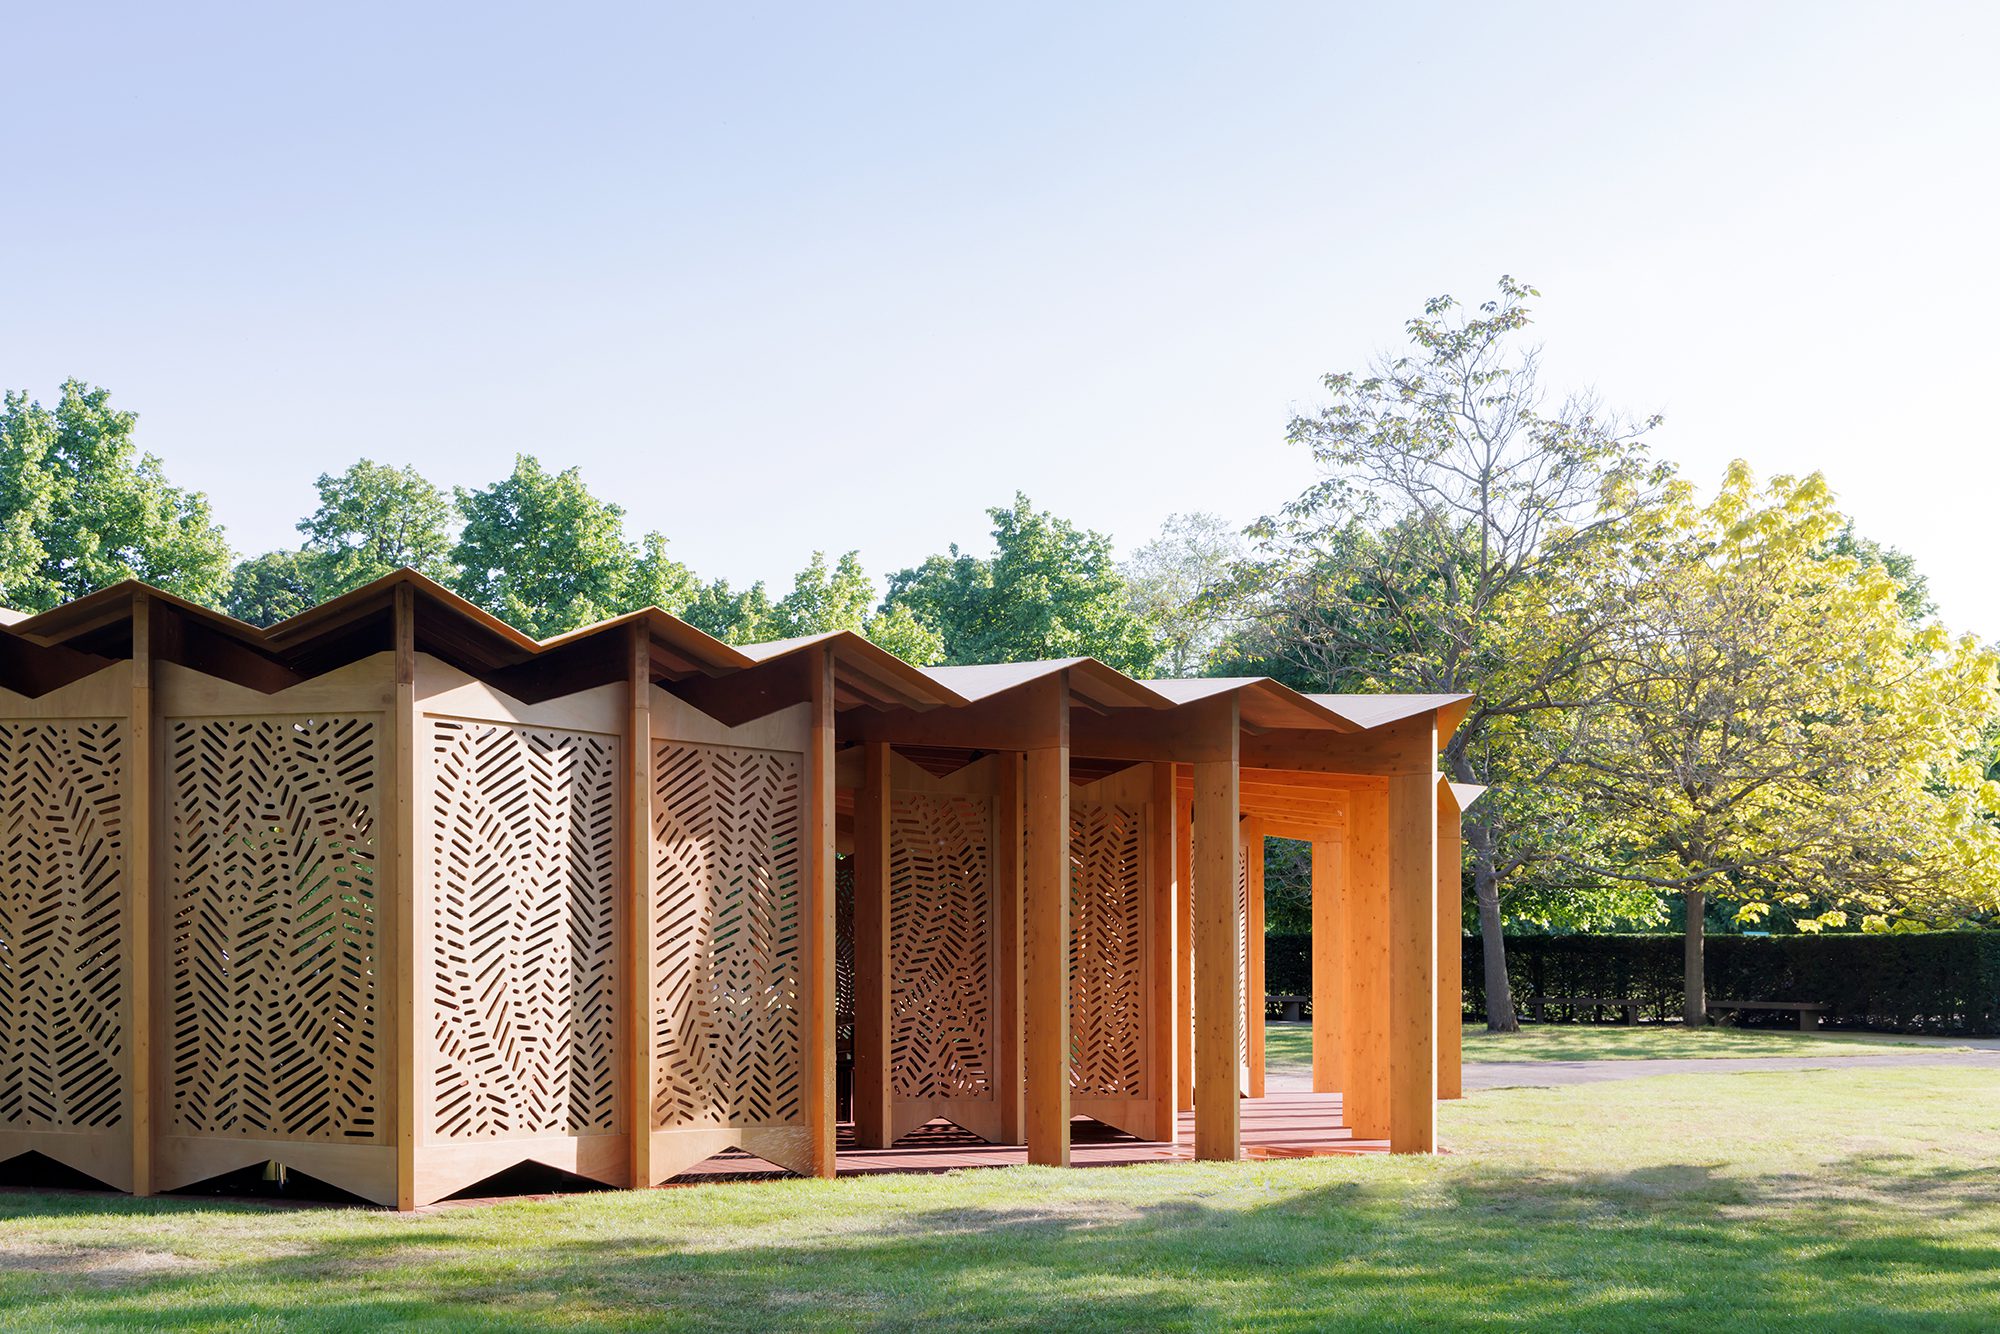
[0,380,232,611]
[683,578,776,643]
[1568,464,2000,1021]
[627,532,700,617]
[771,551,873,637]
[884,493,1159,673]
[297,459,455,591]
[1238,278,1676,1030]
[224,549,321,626]
[451,455,634,637]
[1121,512,1245,677]
[864,602,945,666]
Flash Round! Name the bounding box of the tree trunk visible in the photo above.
[1683,889,1707,1026]
[1463,815,1517,1031]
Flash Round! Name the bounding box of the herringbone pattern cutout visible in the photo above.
[427,720,619,1139]
[166,717,382,1141]
[651,742,805,1130]
[888,793,993,1100]
[1069,801,1145,1097]
[0,721,127,1131]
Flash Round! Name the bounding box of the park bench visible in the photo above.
[1709,999,1830,1032]
[1528,994,1640,1025]
[1267,994,1310,1021]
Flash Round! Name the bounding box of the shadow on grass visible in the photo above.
[2,1154,1998,1331]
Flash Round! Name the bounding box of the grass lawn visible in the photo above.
[1262,1021,1967,1073]
[4,1061,1999,1330]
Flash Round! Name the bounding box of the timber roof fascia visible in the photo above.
[924,658,1174,711]
[739,631,969,712]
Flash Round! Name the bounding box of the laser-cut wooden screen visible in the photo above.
[885,752,1000,1144]
[1069,766,1158,1141]
[425,719,620,1141]
[646,692,814,1183]
[1237,834,1251,1087]
[834,854,855,1048]
[164,714,384,1145]
[1069,800,1145,1097]
[0,720,129,1149]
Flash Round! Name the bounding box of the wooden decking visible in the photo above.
[670,1092,1383,1181]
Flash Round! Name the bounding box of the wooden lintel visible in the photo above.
[1068,694,1239,765]
[1240,714,1441,777]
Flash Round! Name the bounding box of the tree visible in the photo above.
[225,549,320,627]
[771,551,873,638]
[1240,278,1677,1030]
[627,532,700,617]
[884,493,1159,673]
[297,460,455,592]
[1121,512,1245,677]
[1568,464,2000,1022]
[683,578,776,644]
[0,380,232,611]
[451,455,634,637]
[864,601,945,666]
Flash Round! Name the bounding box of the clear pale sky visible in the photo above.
[5,3,1996,633]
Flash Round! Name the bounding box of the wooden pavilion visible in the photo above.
[0,571,1472,1209]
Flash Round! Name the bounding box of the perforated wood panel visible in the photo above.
[888,792,994,1102]
[165,716,383,1143]
[651,742,806,1133]
[1068,799,1146,1099]
[0,721,128,1134]
[834,854,855,1046]
[1237,837,1250,1081]
[426,719,620,1140]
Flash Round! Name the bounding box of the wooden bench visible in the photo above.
[1710,999,1829,1032]
[1267,994,1310,1022]
[1529,994,1640,1025]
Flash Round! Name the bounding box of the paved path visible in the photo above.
[1264,1039,2000,1095]
[1463,1047,2000,1091]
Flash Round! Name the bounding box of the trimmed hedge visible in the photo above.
[1263,931,2000,1034]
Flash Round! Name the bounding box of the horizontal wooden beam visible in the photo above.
[1239,714,1441,777]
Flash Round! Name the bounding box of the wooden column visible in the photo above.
[391,583,419,1211]
[804,647,839,1176]
[996,750,1026,1144]
[1192,698,1241,1162]
[128,595,155,1197]
[1245,818,1266,1099]
[1310,838,1343,1095]
[1342,783,1389,1141]
[1147,761,1179,1143]
[1437,781,1464,1102]
[1174,781,1194,1115]
[852,741,894,1147]
[625,626,654,1187]
[1023,673,1071,1166]
[1388,763,1439,1153]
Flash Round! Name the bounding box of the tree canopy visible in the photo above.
[451,454,635,637]
[1565,463,2000,1016]
[0,380,232,611]
[885,493,1159,674]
